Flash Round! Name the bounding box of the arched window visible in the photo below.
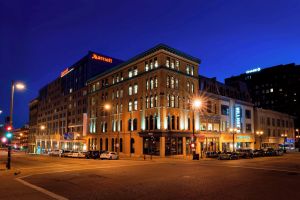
[171,77,175,88]
[120,138,123,152]
[150,115,154,130]
[154,115,158,130]
[105,138,108,151]
[128,119,132,131]
[112,138,115,151]
[154,95,158,107]
[171,95,175,108]
[133,118,138,130]
[171,116,175,130]
[167,115,171,130]
[145,116,149,130]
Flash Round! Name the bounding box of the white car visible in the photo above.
[68,152,86,158]
[48,149,61,156]
[100,151,119,160]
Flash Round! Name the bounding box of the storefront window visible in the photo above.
[143,136,160,155]
[165,136,183,156]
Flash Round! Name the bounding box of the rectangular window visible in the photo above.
[128,101,132,112]
[166,57,170,67]
[134,84,138,94]
[154,58,158,68]
[245,110,251,119]
[134,100,138,111]
[145,62,149,71]
[128,86,132,95]
[221,105,229,116]
[246,124,251,132]
[133,67,138,76]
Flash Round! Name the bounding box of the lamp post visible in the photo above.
[192,99,202,159]
[256,131,264,150]
[281,133,288,153]
[7,81,26,170]
[229,128,238,152]
[296,129,300,152]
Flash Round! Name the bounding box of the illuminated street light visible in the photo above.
[6,80,26,170]
[15,82,26,90]
[104,103,111,111]
[191,98,202,159]
[40,125,46,130]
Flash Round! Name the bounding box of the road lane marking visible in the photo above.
[15,177,69,200]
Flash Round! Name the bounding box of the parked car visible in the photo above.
[86,150,101,159]
[218,152,239,160]
[48,149,61,156]
[69,151,86,158]
[61,150,72,157]
[236,149,254,159]
[264,148,277,156]
[275,149,284,156]
[100,151,119,160]
[206,151,219,158]
[253,149,264,157]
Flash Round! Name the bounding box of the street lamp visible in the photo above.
[281,133,288,153]
[192,99,202,159]
[229,128,238,152]
[256,131,264,150]
[7,81,26,170]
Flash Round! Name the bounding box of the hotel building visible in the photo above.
[30,51,122,153]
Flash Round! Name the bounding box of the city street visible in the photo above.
[1,152,300,200]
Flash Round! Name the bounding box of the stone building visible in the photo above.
[87,44,201,157]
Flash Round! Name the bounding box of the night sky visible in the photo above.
[1,0,300,128]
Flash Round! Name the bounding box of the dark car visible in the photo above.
[218,152,239,160]
[264,148,276,156]
[253,149,264,157]
[206,151,219,158]
[85,150,101,159]
[236,149,254,159]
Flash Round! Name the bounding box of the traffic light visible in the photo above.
[5,125,13,139]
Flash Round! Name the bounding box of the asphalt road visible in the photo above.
[1,152,300,200]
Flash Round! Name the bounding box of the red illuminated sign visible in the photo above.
[61,68,74,77]
[91,53,113,63]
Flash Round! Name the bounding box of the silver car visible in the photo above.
[100,151,119,160]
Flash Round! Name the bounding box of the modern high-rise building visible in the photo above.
[30,51,123,153]
[225,63,300,128]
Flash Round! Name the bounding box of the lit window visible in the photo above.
[186,66,190,75]
[155,77,158,88]
[133,68,138,76]
[187,82,190,92]
[146,80,149,90]
[116,90,119,98]
[279,88,282,92]
[171,95,175,107]
[120,89,123,98]
[154,58,158,68]
[171,60,175,69]
[191,84,194,93]
[128,70,133,78]
[150,61,153,70]
[155,95,158,107]
[175,60,179,70]
[146,97,149,109]
[134,100,138,111]
[167,76,170,88]
[134,84,138,94]
[150,79,154,90]
[145,62,149,71]
[116,76,119,83]
[128,101,132,112]
[171,77,174,89]
[150,96,154,108]
[191,66,194,76]
[175,79,178,89]
[166,58,170,67]
[128,86,132,96]
[208,123,213,131]
[270,88,273,93]
[112,77,115,84]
